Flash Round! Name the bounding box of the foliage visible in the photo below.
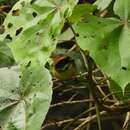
[0,0,130,130]
[0,41,14,67]
[74,1,130,92]
[0,65,52,130]
[0,0,77,65]
[95,0,113,10]
[0,0,78,130]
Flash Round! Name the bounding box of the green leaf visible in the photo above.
[94,0,112,11]
[109,79,124,100]
[69,3,96,23]
[0,64,52,130]
[59,28,74,43]
[119,25,130,70]
[0,0,78,65]
[74,15,130,91]
[0,41,14,67]
[114,0,130,20]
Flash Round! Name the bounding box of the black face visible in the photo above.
[55,57,73,72]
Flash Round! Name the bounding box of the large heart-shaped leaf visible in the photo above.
[74,15,130,91]
[0,0,78,65]
[0,64,52,130]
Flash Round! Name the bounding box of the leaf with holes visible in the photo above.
[0,64,52,130]
[0,0,78,65]
[74,15,130,91]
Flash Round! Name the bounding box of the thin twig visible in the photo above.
[42,111,124,129]
[50,99,94,108]
[73,111,106,130]
[103,91,130,102]
[123,112,130,130]
[68,93,79,101]
[84,52,102,130]
[86,92,93,130]
[63,107,95,130]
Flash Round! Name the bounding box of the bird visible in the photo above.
[51,55,77,80]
